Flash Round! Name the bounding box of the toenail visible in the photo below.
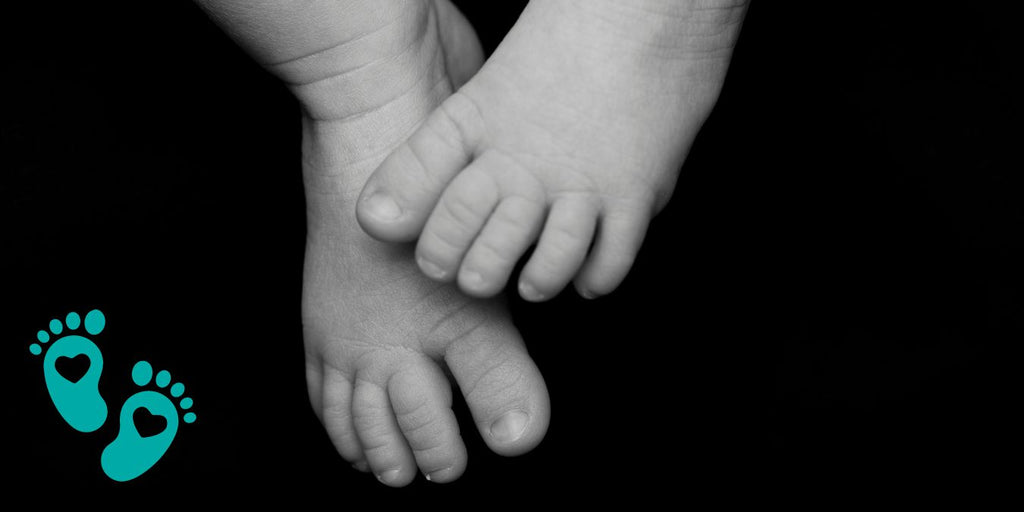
[425,466,453,483]
[377,469,401,485]
[579,288,598,300]
[364,193,402,221]
[418,257,448,280]
[490,411,529,444]
[518,281,545,302]
[352,460,370,473]
[462,270,484,289]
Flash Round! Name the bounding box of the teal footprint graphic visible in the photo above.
[29,310,108,433]
[101,361,196,482]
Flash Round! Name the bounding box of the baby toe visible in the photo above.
[305,356,324,418]
[574,205,651,298]
[416,165,499,282]
[351,375,417,487]
[457,195,545,297]
[518,196,599,301]
[389,360,467,483]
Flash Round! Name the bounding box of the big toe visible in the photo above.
[444,304,550,456]
[357,93,481,242]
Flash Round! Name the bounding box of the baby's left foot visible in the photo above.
[357,0,747,301]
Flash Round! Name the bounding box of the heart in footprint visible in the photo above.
[55,354,90,384]
[133,407,168,438]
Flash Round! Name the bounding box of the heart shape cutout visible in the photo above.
[133,407,168,438]
[55,354,90,384]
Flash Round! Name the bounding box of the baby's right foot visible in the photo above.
[358,0,747,301]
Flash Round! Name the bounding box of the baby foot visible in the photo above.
[358,0,748,301]
[303,218,550,486]
[29,310,108,433]
[101,361,196,482]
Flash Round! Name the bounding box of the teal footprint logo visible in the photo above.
[29,310,108,433]
[29,310,197,482]
[101,361,196,482]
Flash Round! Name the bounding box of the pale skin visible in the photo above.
[195,0,745,486]
[358,0,747,301]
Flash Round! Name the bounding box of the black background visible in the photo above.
[2,0,1019,503]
